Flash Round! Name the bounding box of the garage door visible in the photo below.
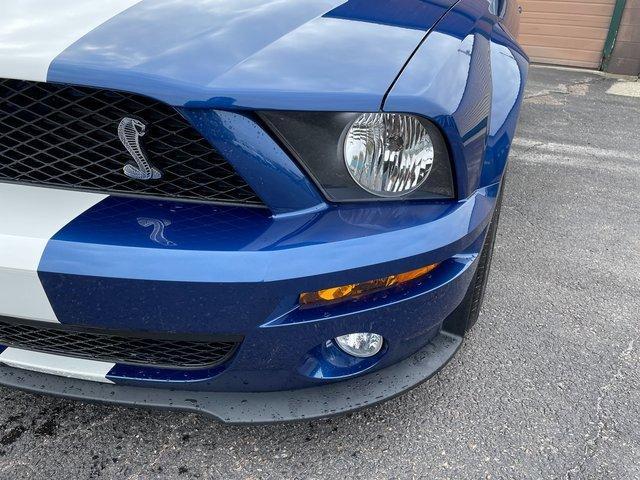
[519,0,616,68]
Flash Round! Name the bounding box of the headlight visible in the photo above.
[344,113,434,197]
[259,111,454,202]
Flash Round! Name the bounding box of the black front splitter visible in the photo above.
[0,331,462,424]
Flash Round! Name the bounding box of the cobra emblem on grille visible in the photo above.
[118,117,162,180]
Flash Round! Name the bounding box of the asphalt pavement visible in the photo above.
[0,66,639,479]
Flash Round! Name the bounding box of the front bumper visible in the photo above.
[0,331,462,424]
[0,181,498,416]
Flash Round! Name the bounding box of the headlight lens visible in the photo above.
[258,111,454,202]
[344,113,435,197]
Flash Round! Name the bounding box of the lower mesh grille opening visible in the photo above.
[0,317,241,370]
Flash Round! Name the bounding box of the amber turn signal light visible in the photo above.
[299,263,439,306]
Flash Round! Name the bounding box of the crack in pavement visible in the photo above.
[564,336,639,479]
[524,77,607,100]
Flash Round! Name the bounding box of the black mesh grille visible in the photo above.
[0,317,241,370]
[0,78,263,205]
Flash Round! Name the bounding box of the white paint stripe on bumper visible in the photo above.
[0,183,107,322]
[0,348,115,383]
[0,0,142,82]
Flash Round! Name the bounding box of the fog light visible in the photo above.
[335,333,383,358]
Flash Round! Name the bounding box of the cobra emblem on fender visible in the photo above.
[118,117,162,180]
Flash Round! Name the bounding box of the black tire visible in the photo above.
[442,178,505,335]
[465,180,504,331]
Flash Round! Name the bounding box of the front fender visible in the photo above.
[383,0,529,197]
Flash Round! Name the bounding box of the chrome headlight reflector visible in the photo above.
[344,113,435,197]
[259,111,453,202]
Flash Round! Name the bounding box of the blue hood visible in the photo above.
[48,0,457,110]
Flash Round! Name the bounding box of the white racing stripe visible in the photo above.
[0,0,142,82]
[0,348,115,383]
[0,183,107,322]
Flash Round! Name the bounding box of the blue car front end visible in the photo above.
[0,0,528,423]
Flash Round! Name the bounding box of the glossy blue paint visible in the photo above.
[384,0,492,199]
[106,362,229,385]
[298,339,389,381]
[47,0,456,111]
[181,109,326,215]
[40,185,497,284]
[384,0,527,198]
[37,183,498,390]
[325,0,455,30]
[27,0,528,393]
[481,24,529,186]
[40,250,480,391]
